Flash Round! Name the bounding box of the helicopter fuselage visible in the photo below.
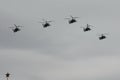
[83,27,91,32]
[69,19,76,24]
[43,23,50,28]
[6,73,10,77]
[13,28,20,32]
[99,36,106,40]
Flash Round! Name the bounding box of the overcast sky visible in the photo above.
[0,0,120,80]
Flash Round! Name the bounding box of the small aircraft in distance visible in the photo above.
[98,33,108,40]
[5,72,10,78]
[81,24,94,32]
[10,24,22,33]
[65,15,79,24]
[39,19,53,28]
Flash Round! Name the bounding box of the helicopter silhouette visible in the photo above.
[39,19,52,28]
[5,72,10,80]
[5,72,10,78]
[81,24,94,32]
[10,24,22,33]
[65,16,79,24]
[98,34,108,40]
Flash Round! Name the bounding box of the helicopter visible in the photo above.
[98,33,108,40]
[65,15,79,24]
[10,24,22,33]
[39,19,52,28]
[81,24,94,32]
[5,72,10,78]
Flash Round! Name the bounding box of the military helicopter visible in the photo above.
[80,24,94,32]
[10,24,22,33]
[5,72,10,80]
[65,15,79,24]
[39,19,52,28]
[5,72,10,78]
[98,33,108,40]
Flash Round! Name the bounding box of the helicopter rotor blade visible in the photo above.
[86,24,92,27]
[96,33,108,36]
[47,21,53,23]
[103,33,109,35]
[9,27,14,29]
[70,15,73,18]
[73,17,79,19]
[65,18,70,20]
[17,25,23,27]
[14,25,22,28]
[89,24,94,27]
[14,24,23,27]
[70,15,79,19]
[19,26,23,27]
[14,24,16,26]
[42,19,45,21]
[38,21,44,24]
[14,24,18,27]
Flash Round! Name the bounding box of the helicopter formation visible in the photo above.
[9,15,107,40]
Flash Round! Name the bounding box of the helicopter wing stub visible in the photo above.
[14,24,17,27]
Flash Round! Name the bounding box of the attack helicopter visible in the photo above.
[65,15,79,24]
[81,24,94,32]
[5,72,10,80]
[98,33,108,40]
[10,24,22,33]
[39,19,52,28]
[5,72,10,78]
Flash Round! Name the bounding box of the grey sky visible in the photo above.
[0,0,120,80]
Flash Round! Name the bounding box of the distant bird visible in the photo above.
[10,24,22,33]
[65,15,79,24]
[98,33,108,40]
[81,24,94,32]
[39,19,53,28]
